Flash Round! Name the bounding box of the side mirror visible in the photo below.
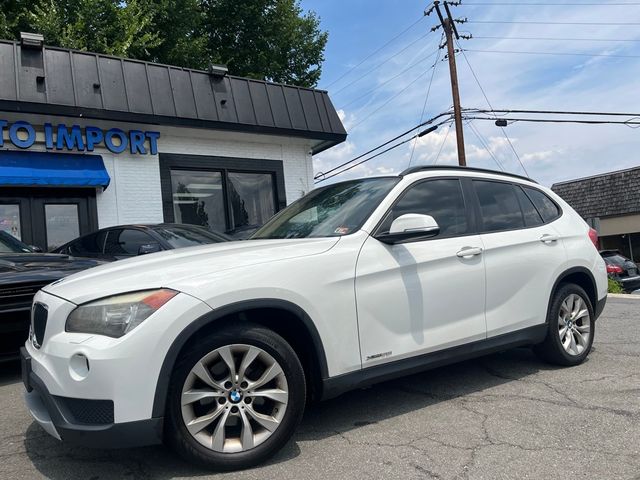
[138,243,162,255]
[376,214,440,245]
[29,245,43,253]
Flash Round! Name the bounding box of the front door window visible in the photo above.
[44,204,80,250]
[0,204,22,240]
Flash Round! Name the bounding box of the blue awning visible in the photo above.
[0,151,110,188]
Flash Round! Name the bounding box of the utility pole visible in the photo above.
[429,1,467,166]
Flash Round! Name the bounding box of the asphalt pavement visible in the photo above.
[1,296,639,480]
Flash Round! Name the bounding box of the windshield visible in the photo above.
[251,177,399,239]
[0,231,32,253]
[152,226,228,248]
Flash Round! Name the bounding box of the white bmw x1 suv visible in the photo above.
[22,166,607,470]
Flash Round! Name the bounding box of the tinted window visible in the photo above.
[515,186,543,227]
[602,254,630,267]
[379,179,468,237]
[67,231,107,256]
[523,187,560,223]
[474,181,524,232]
[104,229,156,256]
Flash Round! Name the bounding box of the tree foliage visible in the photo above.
[0,0,328,87]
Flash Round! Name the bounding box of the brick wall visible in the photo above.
[96,128,314,228]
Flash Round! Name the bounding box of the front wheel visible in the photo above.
[165,324,306,470]
[534,283,595,366]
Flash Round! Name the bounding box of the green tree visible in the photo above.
[200,0,328,86]
[0,0,327,87]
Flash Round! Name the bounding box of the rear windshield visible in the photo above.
[603,254,629,266]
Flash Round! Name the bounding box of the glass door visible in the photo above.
[31,195,95,252]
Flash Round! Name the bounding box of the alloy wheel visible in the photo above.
[180,344,289,453]
[557,293,591,356]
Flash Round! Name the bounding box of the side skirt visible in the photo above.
[320,324,547,400]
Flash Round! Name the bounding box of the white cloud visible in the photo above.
[312,2,640,187]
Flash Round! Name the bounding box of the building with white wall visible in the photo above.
[0,36,346,251]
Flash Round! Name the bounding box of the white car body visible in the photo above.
[22,166,607,452]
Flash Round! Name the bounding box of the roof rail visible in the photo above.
[400,165,537,183]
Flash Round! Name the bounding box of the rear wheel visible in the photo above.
[534,283,595,366]
[165,324,306,470]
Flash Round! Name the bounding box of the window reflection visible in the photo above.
[171,170,226,232]
[227,172,276,231]
[45,204,80,250]
[0,204,21,240]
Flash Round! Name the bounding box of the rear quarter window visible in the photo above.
[523,187,561,223]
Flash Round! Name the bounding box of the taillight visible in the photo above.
[588,228,599,248]
[606,264,623,274]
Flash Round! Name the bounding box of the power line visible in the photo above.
[322,17,426,89]
[408,37,444,168]
[463,48,640,58]
[464,116,640,126]
[349,66,436,131]
[433,123,453,165]
[462,2,640,5]
[456,42,529,175]
[472,35,640,42]
[465,108,640,117]
[316,119,450,183]
[467,121,505,171]
[467,20,640,25]
[314,111,453,180]
[332,33,433,97]
[338,48,440,110]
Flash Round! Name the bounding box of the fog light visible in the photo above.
[69,353,90,381]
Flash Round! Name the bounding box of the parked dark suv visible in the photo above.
[601,250,640,292]
[52,223,230,261]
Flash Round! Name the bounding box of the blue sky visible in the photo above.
[300,0,640,186]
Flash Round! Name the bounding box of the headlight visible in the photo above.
[65,289,178,338]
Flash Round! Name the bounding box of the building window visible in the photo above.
[170,170,226,233]
[227,172,276,231]
[161,154,286,238]
[0,204,22,240]
[44,204,80,250]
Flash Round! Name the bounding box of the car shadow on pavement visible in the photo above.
[22,347,560,479]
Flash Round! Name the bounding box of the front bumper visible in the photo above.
[22,346,163,448]
[21,289,212,447]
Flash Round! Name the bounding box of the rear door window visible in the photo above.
[473,180,525,232]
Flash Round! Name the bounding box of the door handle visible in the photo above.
[540,234,559,243]
[456,246,483,258]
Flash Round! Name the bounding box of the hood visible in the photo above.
[43,237,340,304]
[0,253,104,285]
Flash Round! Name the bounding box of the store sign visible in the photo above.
[0,120,160,155]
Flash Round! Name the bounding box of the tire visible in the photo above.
[534,283,595,366]
[165,323,306,471]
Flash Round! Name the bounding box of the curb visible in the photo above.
[607,293,640,299]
